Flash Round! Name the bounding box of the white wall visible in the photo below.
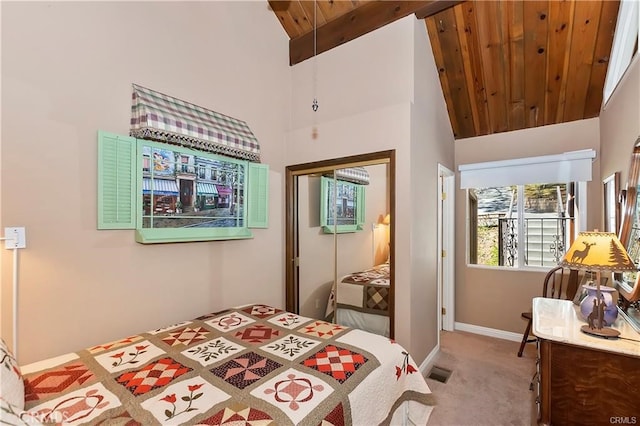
[409,19,456,359]
[298,164,389,320]
[600,56,640,187]
[1,1,290,364]
[454,118,601,334]
[287,17,454,362]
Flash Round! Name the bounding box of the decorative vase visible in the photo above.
[579,285,618,327]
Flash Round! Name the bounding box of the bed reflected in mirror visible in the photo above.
[285,151,395,338]
[332,164,391,336]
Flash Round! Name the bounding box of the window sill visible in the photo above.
[465,263,556,273]
[135,227,253,244]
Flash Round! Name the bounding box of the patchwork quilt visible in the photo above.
[21,304,433,425]
[327,263,391,318]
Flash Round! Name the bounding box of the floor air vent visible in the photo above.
[427,366,452,383]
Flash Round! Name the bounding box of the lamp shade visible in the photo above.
[382,214,391,225]
[559,231,636,271]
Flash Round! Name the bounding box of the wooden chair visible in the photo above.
[517,265,579,357]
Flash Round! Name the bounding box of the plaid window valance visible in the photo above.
[130,84,260,162]
[324,167,370,185]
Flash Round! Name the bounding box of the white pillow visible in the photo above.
[0,396,44,425]
[0,337,24,411]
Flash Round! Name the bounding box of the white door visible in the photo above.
[437,164,455,331]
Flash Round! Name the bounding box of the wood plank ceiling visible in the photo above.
[269,0,620,139]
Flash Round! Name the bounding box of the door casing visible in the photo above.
[285,150,396,338]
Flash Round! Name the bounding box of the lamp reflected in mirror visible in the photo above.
[373,213,390,265]
[285,151,395,338]
[559,231,636,338]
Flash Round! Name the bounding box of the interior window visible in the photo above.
[142,143,244,229]
[98,130,269,243]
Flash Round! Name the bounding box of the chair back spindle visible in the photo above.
[543,266,565,300]
[518,265,577,357]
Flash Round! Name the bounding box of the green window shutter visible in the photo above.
[357,185,366,228]
[247,162,269,228]
[97,130,137,229]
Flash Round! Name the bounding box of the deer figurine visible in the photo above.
[571,241,596,263]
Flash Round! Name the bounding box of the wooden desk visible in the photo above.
[532,298,640,425]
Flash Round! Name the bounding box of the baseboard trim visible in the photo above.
[418,343,440,375]
[454,322,523,342]
[418,324,524,374]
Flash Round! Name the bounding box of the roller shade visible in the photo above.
[458,149,596,189]
[130,84,260,162]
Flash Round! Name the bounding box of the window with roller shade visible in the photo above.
[460,150,594,269]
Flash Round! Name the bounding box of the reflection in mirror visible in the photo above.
[615,136,640,328]
[286,151,395,338]
[297,170,336,321]
[332,164,390,336]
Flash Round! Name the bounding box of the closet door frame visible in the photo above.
[285,150,395,338]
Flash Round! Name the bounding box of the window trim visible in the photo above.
[319,176,366,234]
[97,130,269,243]
[465,181,588,270]
[135,139,252,244]
[458,149,596,189]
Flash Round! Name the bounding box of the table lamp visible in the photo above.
[559,231,636,338]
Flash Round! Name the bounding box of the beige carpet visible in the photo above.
[425,331,537,426]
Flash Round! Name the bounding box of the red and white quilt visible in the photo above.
[21,304,434,425]
[326,263,391,318]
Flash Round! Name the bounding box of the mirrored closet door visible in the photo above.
[616,136,640,329]
[285,151,395,338]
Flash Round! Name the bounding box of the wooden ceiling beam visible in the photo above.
[415,0,465,19]
[289,0,459,65]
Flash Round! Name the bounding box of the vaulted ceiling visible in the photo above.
[269,0,620,139]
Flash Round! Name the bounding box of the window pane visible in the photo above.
[523,184,569,267]
[470,186,518,267]
[326,180,358,227]
[141,143,246,229]
[469,183,573,268]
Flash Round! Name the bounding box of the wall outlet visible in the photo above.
[4,227,26,249]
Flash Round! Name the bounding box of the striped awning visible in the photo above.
[143,178,179,195]
[197,182,218,195]
[216,185,232,195]
[324,167,370,185]
[130,84,261,162]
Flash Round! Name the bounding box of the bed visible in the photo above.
[2,303,433,425]
[325,262,391,337]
